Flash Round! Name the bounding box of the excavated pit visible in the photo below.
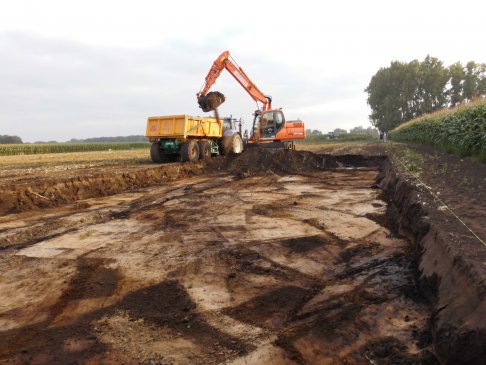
[0,147,483,364]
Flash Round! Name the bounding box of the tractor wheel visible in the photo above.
[198,141,211,160]
[223,134,244,155]
[181,140,200,162]
[150,143,162,163]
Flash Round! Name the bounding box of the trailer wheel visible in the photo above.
[198,141,211,160]
[223,134,243,155]
[150,143,171,163]
[150,143,163,163]
[181,140,200,162]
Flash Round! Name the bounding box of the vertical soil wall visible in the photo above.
[379,158,486,365]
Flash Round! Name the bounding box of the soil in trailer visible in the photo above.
[0,154,437,364]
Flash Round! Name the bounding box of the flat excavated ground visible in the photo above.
[0,155,435,364]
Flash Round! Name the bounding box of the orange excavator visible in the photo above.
[197,51,305,147]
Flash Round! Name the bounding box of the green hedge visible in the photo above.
[388,100,486,161]
[299,133,376,144]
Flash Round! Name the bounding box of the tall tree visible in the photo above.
[463,61,486,101]
[449,62,465,107]
[365,63,407,132]
[417,55,449,114]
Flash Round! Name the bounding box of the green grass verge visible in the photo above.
[299,133,377,144]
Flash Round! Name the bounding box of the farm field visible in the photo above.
[0,144,485,364]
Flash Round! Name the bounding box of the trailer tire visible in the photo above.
[150,143,163,163]
[181,140,200,162]
[223,134,243,155]
[150,143,172,163]
[198,141,211,160]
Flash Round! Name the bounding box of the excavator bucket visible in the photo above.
[198,91,225,112]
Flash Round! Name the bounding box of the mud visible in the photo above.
[0,147,482,364]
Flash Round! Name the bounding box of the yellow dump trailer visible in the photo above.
[146,114,243,163]
[146,114,222,140]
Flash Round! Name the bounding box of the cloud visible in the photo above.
[0,33,219,141]
[0,31,372,142]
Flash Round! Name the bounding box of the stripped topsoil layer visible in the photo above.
[0,145,485,364]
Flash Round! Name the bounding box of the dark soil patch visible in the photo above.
[364,211,387,226]
[281,235,332,253]
[68,258,120,299]
[339,244,377,263]
[219,248,313,284]
[117,280,249,355]
[329,154,387,167]
[362,337,421,364]
[223,286,311,329]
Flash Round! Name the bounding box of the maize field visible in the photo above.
[0,142,149,156]
[388,99,486,161]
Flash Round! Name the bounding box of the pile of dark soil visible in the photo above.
[198,91,225,112]
[215,147,337,176]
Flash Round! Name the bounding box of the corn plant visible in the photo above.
[0,142,149,156]
[388,99,486,161]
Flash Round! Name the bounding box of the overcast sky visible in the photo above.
[1,0,486,142]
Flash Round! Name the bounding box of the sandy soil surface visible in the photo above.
[0,149,438,364]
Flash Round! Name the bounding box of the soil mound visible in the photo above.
[217,147,337,176]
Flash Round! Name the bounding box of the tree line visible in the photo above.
[0,135,22,144]
[68,135,147,143]
[307,126,378,136]
[0,135,147,144]
[365,56,486,132]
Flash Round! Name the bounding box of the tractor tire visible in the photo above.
[150,143,162,163]
[223,134,244,155]
[181,140,200,162]
[198,141,211,160]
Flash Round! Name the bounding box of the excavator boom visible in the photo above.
[197,51,271,112]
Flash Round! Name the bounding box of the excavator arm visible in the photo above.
[197,51,272,112]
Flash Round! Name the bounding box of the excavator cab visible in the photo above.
[252,110,285,140]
